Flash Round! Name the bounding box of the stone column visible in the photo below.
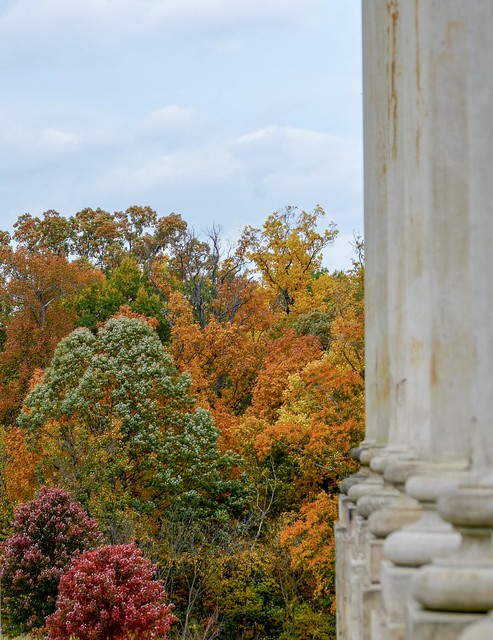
[335,4,392,638]
[370,2,479,637]
[382,0,473,569]
[364,3,456,636]
[410,2,493,634]
[362,0,391,454]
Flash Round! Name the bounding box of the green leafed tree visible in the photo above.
[70,256,170,342]
[18,315,248,542]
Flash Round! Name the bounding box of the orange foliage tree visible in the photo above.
[0,235,100,425]
[167,278,274,416]
[279,492,339,604]
[249,329,324,424]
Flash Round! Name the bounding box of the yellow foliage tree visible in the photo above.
[239,206,337,317]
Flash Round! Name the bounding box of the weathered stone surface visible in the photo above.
[383,472,464,568]
[336,1,493,637]
[368,495,422,539]
[459,615,493,640]
[356,488,400,519]
[406,604,483,640]
[381,561,416,624]
[413,486,493,613]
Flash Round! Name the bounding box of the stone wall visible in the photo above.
[336,2,493,639]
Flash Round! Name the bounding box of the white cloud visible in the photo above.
[143,106,196,129]
[38,128,80,154]
[111,138,239,193]
[92,123,362,242]
[232,125,335,169]
[139,106,202,147]
[230,125,362,202]
[0,0,327,67]
[0,103,124,174]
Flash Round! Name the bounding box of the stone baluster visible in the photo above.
[460,614,493,640]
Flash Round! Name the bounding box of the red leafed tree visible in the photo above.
[46,544,176,640]
[0,486,103,635]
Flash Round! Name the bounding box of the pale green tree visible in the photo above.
[18,315,248,541]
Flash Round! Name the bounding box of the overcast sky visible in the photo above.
[0,0,363,270]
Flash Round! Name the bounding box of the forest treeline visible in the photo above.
[0,205,364,639]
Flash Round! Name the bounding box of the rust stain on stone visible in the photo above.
[387,0,400,160]
[431,352,439,386]
[447,21,465,41]
[415,0,421,165]
[437,21,465,65]
[415,0,421,93]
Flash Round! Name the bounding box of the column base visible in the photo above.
[414,485,493,613]
[406,602,483,640]
[413,557,493,613]
[459,613,493,640]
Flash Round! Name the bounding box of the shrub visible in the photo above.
[46,543,176,640]
[0,486,103,634]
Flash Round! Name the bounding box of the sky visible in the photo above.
[0,0,363,271]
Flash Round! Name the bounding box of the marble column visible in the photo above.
[382,0,473,570]
[335,4,394,638]
[365,3,466,636]
[362,0,391,454]
[411,0,493,628]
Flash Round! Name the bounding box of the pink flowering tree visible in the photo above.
[0,486,103,635]
[46,543,176,640]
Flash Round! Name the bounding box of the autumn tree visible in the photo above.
[133,212,187,301]
[253,267,364,496]
[329,255,365,381]
[240,206,337,316]
[71,256,170,342]
[0,486,103,635]
[163,227,275,415]
[167,291,269,414]
[46,544,176,640]
[0,232,100,424]
[12,210,72,256]
[0,204,364,638]
[252,258,365,629]
[250,329,323,425]
[18,315,253,636]
[116,205,158,254]
[200,538,287,640]
[18,316,249,541]
[250,250,364,503]
[70,207,125,271]
[254,356,364,504]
